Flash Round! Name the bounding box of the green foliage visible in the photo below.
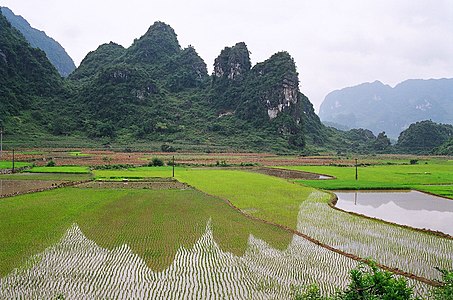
[0,12,383,153]
[294,262,419,300]
[69,42,126,81]
[0,161,31,169]
[431,268,453,300]
[46,160,56,167]
[396,120,453,154]
[295,284,327,300]
[161,144,176,152]
[0,186,291,275]
[149,157,164,167]
[26,166,92,174]
[127,21,181,64]
[433,138,453,155]
[340,261,416,300]
[0,11,63,120]
[373,132,391,152]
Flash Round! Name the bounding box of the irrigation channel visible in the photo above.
[334,190,453,236]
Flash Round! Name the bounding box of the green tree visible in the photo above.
[373,132,391,151]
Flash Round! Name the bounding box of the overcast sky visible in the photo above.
[2,0,452,111]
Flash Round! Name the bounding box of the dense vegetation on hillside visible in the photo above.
[0,11,447,154]
[1,7,75,77]
[0,11,64,134]
[396,120,453,154]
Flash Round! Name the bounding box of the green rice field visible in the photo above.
[278,161,453,199]
[1,159,452,298]
[25,166,91,174]
[0,161,32,169]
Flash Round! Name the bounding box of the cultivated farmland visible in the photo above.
[174,169,453,283]
[0,158,451,298]
[0,184,362,298]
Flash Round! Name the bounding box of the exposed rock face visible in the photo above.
[265,77,299,120]
[213,42,251,80]
[251,52,300,121]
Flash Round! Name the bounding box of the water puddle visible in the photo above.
[334,190,453,235]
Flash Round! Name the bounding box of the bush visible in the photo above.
[149,157,164,167]
[410,159,418,165]
[431,268,453,300]
[294,261,419,300]
[161,144,175,152]
[46,160,56,167]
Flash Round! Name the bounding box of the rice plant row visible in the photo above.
[1,221,363,299]
[297,191,453,283]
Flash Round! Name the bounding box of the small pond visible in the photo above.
[334,190,453,236]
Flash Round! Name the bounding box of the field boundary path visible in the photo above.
[0,180,92,199]
[193,186,442,287]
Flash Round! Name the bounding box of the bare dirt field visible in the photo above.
[0,180,66,197]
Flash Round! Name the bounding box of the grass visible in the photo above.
[278,161,453,198]
[414,185,453,199]
[0,187,291,276]
[93,166,184,180]
[0,161,32,169]
[25,166,91,174]
[67,151,90,157]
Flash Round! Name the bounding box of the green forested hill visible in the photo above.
[396,120,453,154]
[0,14,393,153]
[0,11,64,135]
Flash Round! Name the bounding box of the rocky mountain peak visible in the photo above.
[213,42,251,80]
[128,21,181,63]
[251,52,300,120]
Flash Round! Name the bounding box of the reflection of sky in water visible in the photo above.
[335,190,453,235]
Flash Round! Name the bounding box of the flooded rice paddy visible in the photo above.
[335,190,453,235]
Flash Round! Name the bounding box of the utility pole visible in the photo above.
[12,149,15,173]
[172,155,175,178]
[355,158,358,181]
[0,128,3,160]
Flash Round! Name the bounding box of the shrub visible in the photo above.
[410,159,418,165]
[294,261,419,300]
[149,157,164,167]
[161,144,175,152]
[46,160,56,167]
[431,268,453,300]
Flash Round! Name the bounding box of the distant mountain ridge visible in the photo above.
[319,79,453,138]
[1,7,75,77]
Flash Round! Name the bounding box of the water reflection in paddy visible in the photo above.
[335,190,453,236]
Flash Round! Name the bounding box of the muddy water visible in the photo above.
[335,190,453,235]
